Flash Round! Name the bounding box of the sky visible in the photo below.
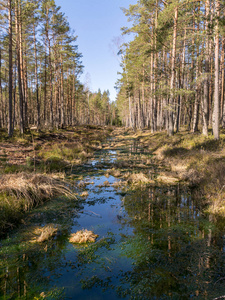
[54,0,137,102]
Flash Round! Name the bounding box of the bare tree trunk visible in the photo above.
[45,8,54,128]
[44,38,47,126]
[33,24,40,129]
[60,52,64,128]
[220,39,224,126]
[15,0,24,134]
[8,0,13,137]
[0,47,2,128]
[213,0,220,140]
[192,5,201,133]
[168,7,178,136]
[202,0,210,136]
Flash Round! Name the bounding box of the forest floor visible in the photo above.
[0,125,112,174]
[0,125,225,235]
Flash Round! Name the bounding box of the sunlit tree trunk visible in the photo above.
[8,0,13,137]
[202,0,210,136]
[15,0,24,134]
[213,0,220,140]
[168,7,178,136]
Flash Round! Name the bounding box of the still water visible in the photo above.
[1,139,225,299]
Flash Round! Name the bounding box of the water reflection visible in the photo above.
[117,185,225,299]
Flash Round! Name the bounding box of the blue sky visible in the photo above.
[54,0,136,102]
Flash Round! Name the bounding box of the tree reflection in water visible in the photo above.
[117,185,225,299]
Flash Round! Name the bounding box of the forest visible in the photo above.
[116,0,224,139]
[1,0,225,140]
[0,0,119,137]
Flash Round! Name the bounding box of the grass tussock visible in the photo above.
[0,173,75,235]
[103,180,110,187]
[69,229,98,244]
[107,168,122,178]
[112,180,126,189]
[36,224,58,243]
[127,172,151,185]
[78,181,90,188]
[97,180,110,188]
[0,173,74,209]
[80,191,89,198]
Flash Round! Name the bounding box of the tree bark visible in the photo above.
[213,0,220,140]
[33,24,40,129]
[8,0,13,137]
[168,7,178,136]
[15,0,24,134]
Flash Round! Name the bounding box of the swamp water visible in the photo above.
[1,139,225,299]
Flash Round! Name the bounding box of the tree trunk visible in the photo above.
[8,0,13,137]
[33,24,40,129]
[168,7,178,136]
[213,0,220,140]
[202,0,210,136]
[15,0,24,134]
[60,52,64,128]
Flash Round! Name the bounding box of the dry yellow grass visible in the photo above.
[112,180,126,188]
[97,180,110,188]
[80,191,89,197]
[0,173,74,210]
[108,168,122,178]
[69,229,98,244]
[157,174,179,184]
[36,225,58,243]
[78,181,89,188]
[127,172,151,185]
[103,180,110,187]
[26,224,59,243]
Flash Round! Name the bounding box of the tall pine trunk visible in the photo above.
[33,24,40,129]
[213,0,220,140]
[168,7,178,136]
[8,0,13,137]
